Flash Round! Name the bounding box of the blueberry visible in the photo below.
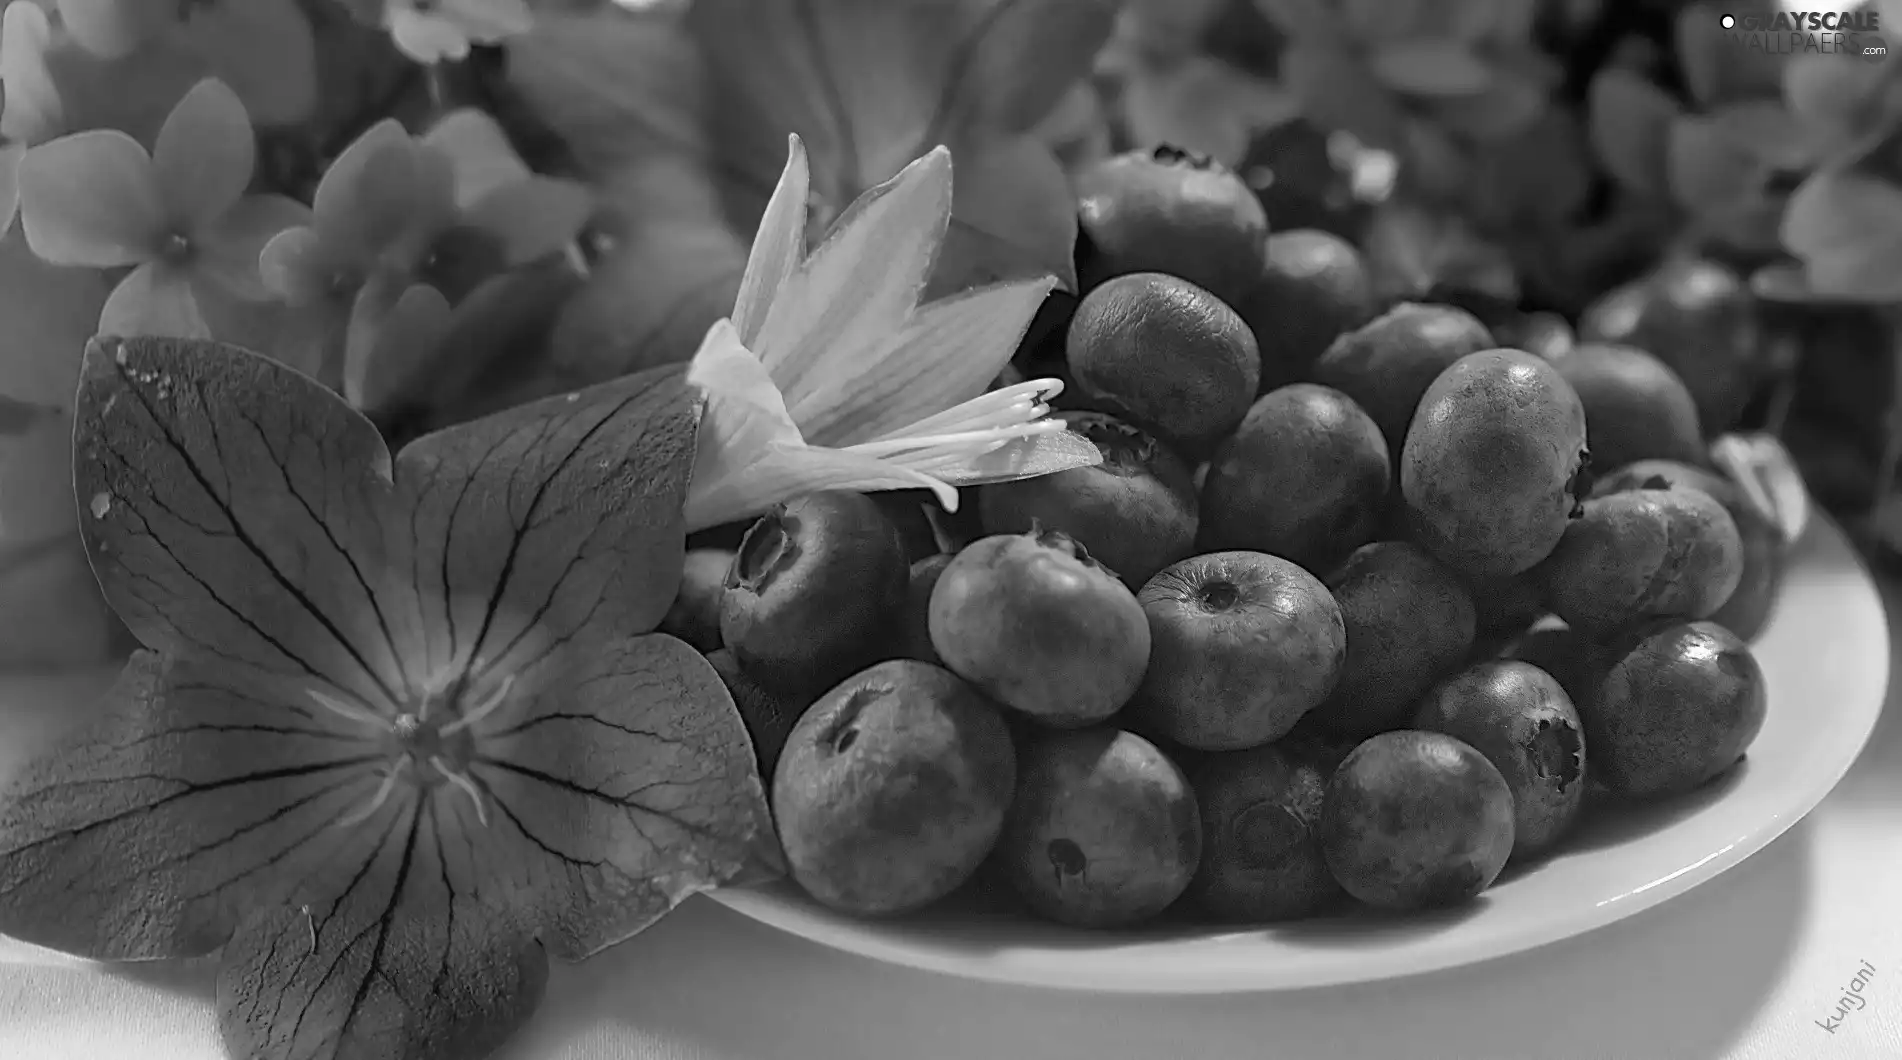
[1311,302,1495,461]
[1198,383,1390,573]
[1401,349,1591,579]
[1582,620,1767,798]
[1309,541,1476,740]
[1412,661,1588,862]
[720,492,908,698]
[1550,343,1704,473]
[1075,144,1269,309]
[706,647,812,779]
[1185,742,1343,922]
[1239,229,1378,391]
[658,548,732,653]
[1534,488,1744,635]
[1577,258,1766,435]
[1000,728,1202,928]
[773,660,1017,916]
[899,553,954,666]
[1066,273,1260,459]
[1592,460,1784,640]
[1129,551,1345,751]
[978,412,1197,588]
[1320,731,1515,911]
[929,530,1151,728]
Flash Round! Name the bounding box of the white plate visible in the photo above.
[710,516,1890,993]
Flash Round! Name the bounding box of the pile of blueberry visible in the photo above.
[666,145,1791,930]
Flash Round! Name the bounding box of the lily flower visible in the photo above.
[683,135,1100,531]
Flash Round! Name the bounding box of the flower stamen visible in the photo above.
[879,379,1066,440]
[336,756,411,828]
[439,674,516,736]
[306,685,393,732]
[431,757,489,826]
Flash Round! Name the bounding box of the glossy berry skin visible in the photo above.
[706,648,812,780]
[1198,383,1390,574]
[978,411,1197,588]
[1185,742,1342,923]
[1534,488,1744,636]
[929,530,1151,728]
[1075,144,1269,309]
[719,491,909,699]
[1309,542,1476,740]
[1320,731,1516,911]
[1311,302,1496,462]
[1577,258,1765,436]
[773,661,1016,917]
[1592,460,1784,640]
[1241,228,1379,391]
[1000,728,1202,928]
[1412,662,1588,862]
[1582,620,1767,799]
[1129,551,1345,751]
[1549,343,1704,474]
[1400,349,1591,579]
[658,548,732,653]
[1066,273,1261,460]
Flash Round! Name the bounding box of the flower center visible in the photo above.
[307,673,517,829]
[158,232,194,264]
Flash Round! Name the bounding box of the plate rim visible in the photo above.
[708,516,1891,994]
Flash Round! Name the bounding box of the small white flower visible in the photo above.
[683,134,1100,532]
[385,0,533,65]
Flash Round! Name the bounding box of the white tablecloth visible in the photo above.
[3,590,1900,1060]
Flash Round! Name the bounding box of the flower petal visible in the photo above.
[686,317,804,460]
[345,281,452,413]
[53,0,174,60]
[928,134,1078,297]
[1782,169,1902,260]
[195,193,313,300]
[0,1,63,143]
[685,318,961,528]
[753,146,953,402]
[543,155,747,380]
[913,424,1102,485]
[389,362,705,678]
[453,633,780,957]
[0,650,389,960]
[153,78,255,233]
[98,262,209,339]
[258,225,337,305]
[220,876,546,1060]
[75,335,412,708]
[794,277,1054,448]
[686,440,957,532]
[422,107,532,208]
[18,130,164,267]
[390,10,473,64]
[461,176,593,267]
[731,133,810,347]
[310,119,410,248]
